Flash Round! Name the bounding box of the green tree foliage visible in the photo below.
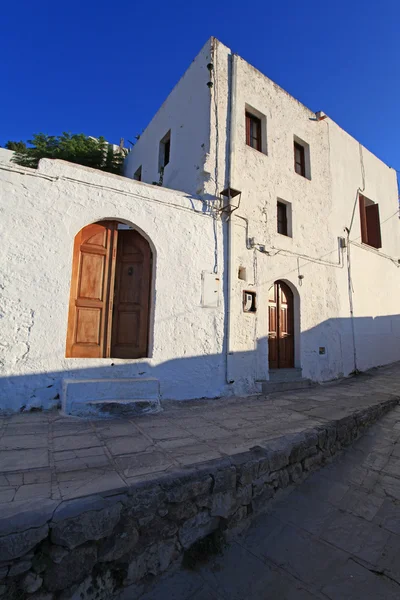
[5,133,126,175]
[5,140,27,152]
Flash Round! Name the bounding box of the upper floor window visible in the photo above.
[246,112,262,152]
[294,141,305,176]
[159,130,171,171]
[359,194,382,249]
[134,166,142,181]
[277,201,288,236]
[293,136,311,179]
[277,199,292,237]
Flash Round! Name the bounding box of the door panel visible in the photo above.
[268,281,294,369]
[75,308,101,344]
[66,221,115,358]
[268,284,279,369]
[67,222,152,359]
[111,230,152,359]
[78,253,106,300]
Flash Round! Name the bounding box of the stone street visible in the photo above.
[131,403,400,599]
[1,362,400,599]
[1,363,400,506]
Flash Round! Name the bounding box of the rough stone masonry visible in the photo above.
[0,396,397,600]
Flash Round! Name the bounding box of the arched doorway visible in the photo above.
[268,280,294,369]
[66,220,152,359]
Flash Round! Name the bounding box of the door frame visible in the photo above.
[66,219,154,359]
[268,279,300,370]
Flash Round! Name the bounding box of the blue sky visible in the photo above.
[1,0,399,173]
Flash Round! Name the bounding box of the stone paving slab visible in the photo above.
[134,403,400,600]
[1,363,400,507]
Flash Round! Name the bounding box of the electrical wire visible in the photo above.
[349,240,400,266]
[266,246,344,268]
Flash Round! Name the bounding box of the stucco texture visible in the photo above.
[124,37,400,388]
[0,159,226,412]
[2,38,400,413]
[124,39,213,198]
[203,39,400,384]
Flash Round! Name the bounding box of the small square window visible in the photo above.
[134,166,142,181]
[246,112,262,151]
[277,202,288,236]
[359,194,382,249]
[159,130,171,171]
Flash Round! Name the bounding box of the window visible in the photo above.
[277,201,288,236]
[164,138,170,166]
[246,112,262,151]
[294,141,305,177]
[359,194,382,249]
[276,199,292,237]
[159,130,171,171]
[134,166,142,181]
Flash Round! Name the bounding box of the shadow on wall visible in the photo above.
[301,314,400,381]
[1,314,400,413]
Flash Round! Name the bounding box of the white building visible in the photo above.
[0,38,399,415]
[125,37,400,386]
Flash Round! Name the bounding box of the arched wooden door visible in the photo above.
[268,280,294,369]
[66,221,152,359]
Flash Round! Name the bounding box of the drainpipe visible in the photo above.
[225,53,238,384]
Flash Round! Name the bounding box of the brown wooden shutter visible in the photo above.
[359,194,368,243]
[365,203,382,249]
[66,221,116,358]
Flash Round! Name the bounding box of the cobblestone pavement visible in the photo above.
[1,363,400,507]
[130,404,400,600]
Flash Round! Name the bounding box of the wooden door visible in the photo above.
[66,221,116,358]
[66,222,151,359]
[268,281,294,369]
[111,230,152,358]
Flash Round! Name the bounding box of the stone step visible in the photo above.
[62,378,161,417]
[269,368,303,382]
[85,399,161,417]
[261,379,315,394]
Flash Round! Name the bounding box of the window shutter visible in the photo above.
[365,203,382,249]
[359,194,368,243]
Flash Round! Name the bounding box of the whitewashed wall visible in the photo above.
[329,122,400,374]
[0,148,14,162]
[208,39,400,384]
[0,159,226,412]
[124,39,213,197]
[126,37,400,387]
[2,40,398,413]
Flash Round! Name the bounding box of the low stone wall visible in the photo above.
[0,398,397,600]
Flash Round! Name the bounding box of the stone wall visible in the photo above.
[0,398,396,600]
